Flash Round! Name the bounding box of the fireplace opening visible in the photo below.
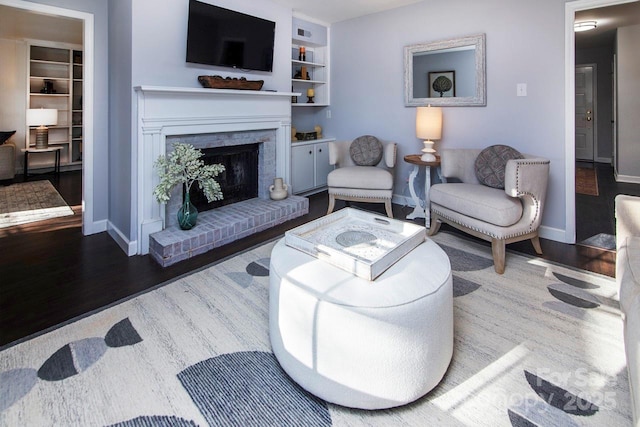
[188,143,260,212]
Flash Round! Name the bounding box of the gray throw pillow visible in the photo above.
[349,135,383,166]
[474,145,524,188]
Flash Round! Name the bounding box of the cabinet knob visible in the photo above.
[318,148,322,152]
[309,150,312,154]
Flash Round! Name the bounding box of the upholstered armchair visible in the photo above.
[0,140,16,181]
[327,136,397,218]
[428,147,550,274]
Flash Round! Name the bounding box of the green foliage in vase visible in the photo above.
[153,142,225,204]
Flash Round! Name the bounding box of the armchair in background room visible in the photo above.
[326,135,397,218]
[428,146,550,274]
[0,131,17,181]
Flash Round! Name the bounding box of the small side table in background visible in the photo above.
[403,154,441,228]
[21,146,62,181]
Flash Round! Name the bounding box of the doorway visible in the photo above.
[0,0,94,236]
[565,0,639,244]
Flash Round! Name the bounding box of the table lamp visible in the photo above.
[27,108,58,149]
[416,105,442,162]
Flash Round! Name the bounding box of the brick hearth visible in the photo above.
[149,195,308,267]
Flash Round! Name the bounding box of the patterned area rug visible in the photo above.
[576,167,599,196]
[0,232,632,426]
[0,180,74,229]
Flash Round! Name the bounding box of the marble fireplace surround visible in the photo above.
[134,86,296,256]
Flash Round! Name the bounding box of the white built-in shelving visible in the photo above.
[27,42,83,167]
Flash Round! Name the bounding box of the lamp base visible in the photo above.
[35,126,49,150]
[420,153,437,162]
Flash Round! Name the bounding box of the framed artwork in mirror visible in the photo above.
[429,71,455,98]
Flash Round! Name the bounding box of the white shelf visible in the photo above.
[291,35,329,106]
[292,78,326,84]
[292,103,329,107]
[27,43,83,168]
[30,59,69,66]
[292,59,325,68]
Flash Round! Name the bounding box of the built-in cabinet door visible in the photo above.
[291,144,315,193]
[314,142,332,187]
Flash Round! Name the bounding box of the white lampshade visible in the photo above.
[416,106,442,140]
[416,105,442,161]
[27,108,58,127]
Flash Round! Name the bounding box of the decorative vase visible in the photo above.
[177,192,198,230]
[269,178,288,200]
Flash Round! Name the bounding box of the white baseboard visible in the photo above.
[107,221,137,256]
[615,173,640,184]
[82,219,107,235]
[538,225,569,244]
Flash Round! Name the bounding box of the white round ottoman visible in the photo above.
[269,238,453,410]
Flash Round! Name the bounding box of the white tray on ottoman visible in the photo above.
[284,208,425,280]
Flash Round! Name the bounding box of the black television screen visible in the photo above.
[186,0,275,72]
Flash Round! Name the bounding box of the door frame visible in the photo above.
[0,0,94,236]
[575,63,598,162]
[565,0,636,244]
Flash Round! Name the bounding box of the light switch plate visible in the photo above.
[517,83,527,97]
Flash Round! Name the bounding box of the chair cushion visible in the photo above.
[474,145,524,188]
[328,166,393,190]
[430,183,523,227]
[618,236,640,315]
[0,131,16,145]
[349,135,383,166]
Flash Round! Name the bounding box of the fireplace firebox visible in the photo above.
[188,143,259,212]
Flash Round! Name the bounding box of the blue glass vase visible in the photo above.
[177,192,198,230]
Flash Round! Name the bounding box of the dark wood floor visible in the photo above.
[1,163,639,347]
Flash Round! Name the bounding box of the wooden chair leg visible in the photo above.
[428,213,442,236]
[384,200,393,218]
[327,194,336,215]
[530,235,543,254]
[491,238,506,274]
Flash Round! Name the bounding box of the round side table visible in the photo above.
[403,154,441,228]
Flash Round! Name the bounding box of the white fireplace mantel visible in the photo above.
[133,86,295,255]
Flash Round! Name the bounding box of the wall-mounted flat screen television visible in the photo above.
[186,0,275,72]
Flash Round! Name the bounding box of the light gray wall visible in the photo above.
[108,0,133,238]
[616,24,640,180]
[329,0,567,234]
[129,0,291,91]
[576,45,614,163]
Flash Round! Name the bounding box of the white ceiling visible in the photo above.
[271,0,640,46]
[575,0,640,48]
[0,5,82,44]
[270,0,424,24]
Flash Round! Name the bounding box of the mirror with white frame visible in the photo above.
[404,33,486,107]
